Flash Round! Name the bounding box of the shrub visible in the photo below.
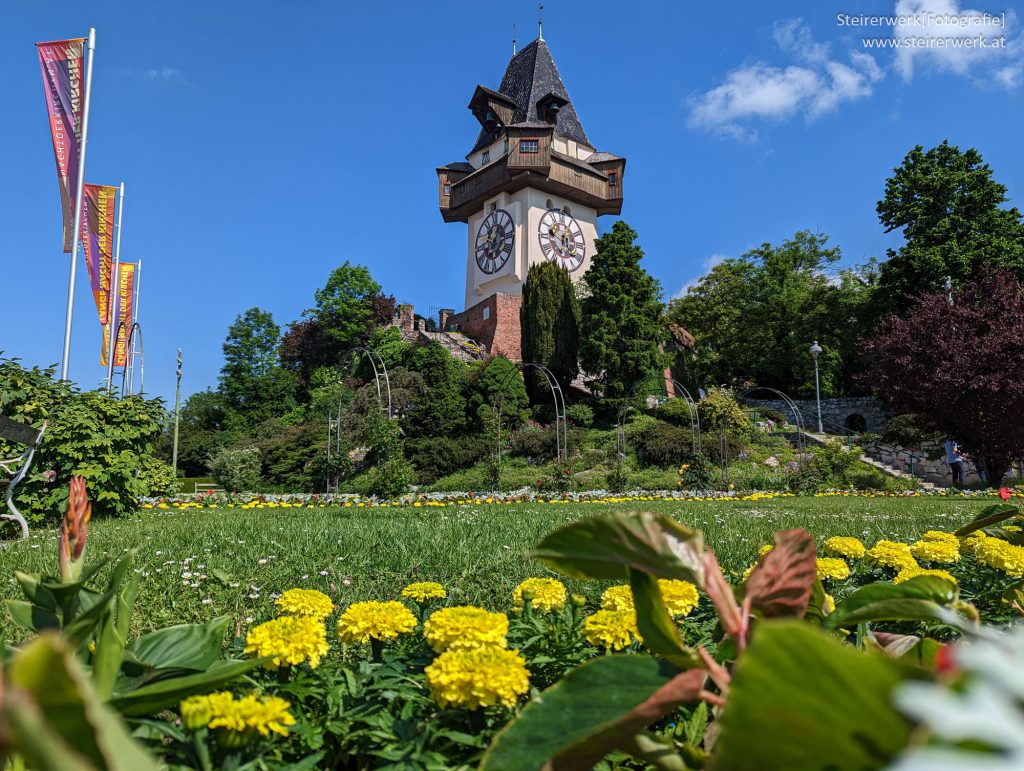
[138,455,178,497]
[405,436,491,484]
[364,408,413,497]
[697,387,752,436]
[513,425,559,462]
[653,398,697,428]
[0,357,165,521]
[565,403,594,427]
[209,446,261,492]
[881,413,942,448]
[634,421,693,467]
[680,451,716,490]
[255,421,322,491]
[809,439,858,486]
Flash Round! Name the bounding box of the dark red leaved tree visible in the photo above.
[861,270,1024,485]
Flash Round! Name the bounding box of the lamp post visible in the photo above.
[809,340,824,434]
[171,348,182,479]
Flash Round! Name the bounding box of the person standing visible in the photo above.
[945,438,965,488]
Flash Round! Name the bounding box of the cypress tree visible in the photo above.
[520,261,580,403]
[580,221,665,401]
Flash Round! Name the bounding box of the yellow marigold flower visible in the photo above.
[425,647,530,710]
[244,615,329,669]
[741,563,757,583]
[600,584,635,612]
[823,536,866,559]
[893,567,958,586]
[961,531,989,554]
[601,581,698,617]
[973,537,1024,578]
[920,530,959,545]
[866,540,918,572]
[910,539,960,564]
[180,694,214,731]
[275,588,334,620]
[512,577,567,613]
[337,601,417,645]
[423,606,509,653]
[823,594,836,614]
[657,579,699,617]
[204,692,296,738]
[816,557,851,581]
[758,544,775,557]
[582,609,640,650]
[401,581,447,604]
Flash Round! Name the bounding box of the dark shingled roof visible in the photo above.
[584,151,622,163]
[438,161,475,173]
[470,39,590,154]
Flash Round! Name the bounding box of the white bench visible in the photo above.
[0,415,47,541]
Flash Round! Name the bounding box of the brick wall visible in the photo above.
[450,293,522,360]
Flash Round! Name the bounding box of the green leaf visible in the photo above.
[531,511,704,582]
[109,658,264,716]
[824,576,959,630]
[709,621,914,771]
[481,655,704,771]
[4,598,60,632]
[123,616,230,671]
[628,569,701,668]
[3,633,160,770]
[954,503,1021,536]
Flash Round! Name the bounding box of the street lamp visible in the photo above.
[809,341,824,434]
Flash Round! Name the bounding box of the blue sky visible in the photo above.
[3,0,1022,405]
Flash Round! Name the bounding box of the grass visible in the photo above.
[0,495,990,644]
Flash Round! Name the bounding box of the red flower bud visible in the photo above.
[999,487,1012,502]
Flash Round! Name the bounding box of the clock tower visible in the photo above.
[437,36,625,358]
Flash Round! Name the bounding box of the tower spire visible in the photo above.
[512,23,517,55]
[538,4,544,41]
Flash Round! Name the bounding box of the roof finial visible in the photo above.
[538,4,544,41]
[512,23,517,54]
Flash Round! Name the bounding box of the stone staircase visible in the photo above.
[796,430,938,490]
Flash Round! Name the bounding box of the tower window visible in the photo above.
[488,202,497,213]
[545,198,553,209]
[563,206,571,215]
[503,139,509,154]
[608,172,617,188]
[520,139,539,154]
[482,150,490,164]
[443,182,451,196]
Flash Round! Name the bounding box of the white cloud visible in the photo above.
[146,66,183,81]
[674,254,729,298]
[689,20,883,140]
[892,0,1020,86]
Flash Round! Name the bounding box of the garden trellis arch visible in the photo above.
[495,363,567,473]
[737,386,808,459]
[324,345,394,493]
[615,381,702,458]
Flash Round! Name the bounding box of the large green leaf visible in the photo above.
[531,511,704,582]
[954,503,1020,536]
[628,569,701,668]
[824,576,958,630]
[710,621,914,771]
[123,615,230,671]
[109,658,264,716]
[5,598,60,632]
[481,655,704,771]
[3,633,159,770]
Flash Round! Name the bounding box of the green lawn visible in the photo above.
[0,495,989,644]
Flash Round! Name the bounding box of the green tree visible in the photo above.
[520,261,580,403]
[468,356,529,430]
[402,341,468,438]
[876,140,1024,315]
[669,231,876,397]
[312,261,383,347]
[219,308,297,428]
[580,221,666,401]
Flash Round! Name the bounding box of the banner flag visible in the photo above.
[102,261,135,368]
[81,183,117,324]
[36,38,86,253]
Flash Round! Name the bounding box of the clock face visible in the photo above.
[475,209,515,275]
[538,209,586,272]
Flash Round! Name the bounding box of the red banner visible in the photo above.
[102,261,135,368]
[36,38,85,253]
[81,184,117,324]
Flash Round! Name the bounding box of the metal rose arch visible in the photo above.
[325,345,394,493]
[495,363,568,474]
[615,380,702,458]
[737,386,809,460]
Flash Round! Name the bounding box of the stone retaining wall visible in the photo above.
[743,396,889,434]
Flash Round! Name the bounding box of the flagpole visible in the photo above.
[105,180,124,394]
[127,258,142,394]
[59,27,96,382]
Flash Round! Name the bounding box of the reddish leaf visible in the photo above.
[701,551,743,638]
[743,529,817,618]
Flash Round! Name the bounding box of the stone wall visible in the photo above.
[743,396,889,434]
[862,439,1022,487]
[448,293,522,360]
